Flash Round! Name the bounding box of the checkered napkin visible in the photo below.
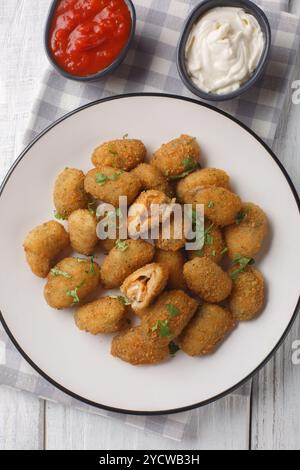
[1,0,299,442]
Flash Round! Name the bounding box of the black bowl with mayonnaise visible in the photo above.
[177,0,271,101]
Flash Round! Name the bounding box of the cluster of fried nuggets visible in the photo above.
[23,135,268,366]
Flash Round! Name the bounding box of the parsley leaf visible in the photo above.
[230,255,255,280]
[123,133,129,139]
[96,171,124,185]
[208,201,215,209]
[50,268,72,279]
[221,247,229,255]
[166,304,180,317]
[96,173,108,185]
[111,295,131,306]
[66,280,86,304]
[236,209,248,225]
[115,240,129,252]
[151,320,172,338]
[169,342,180,356]
[54,210,67,221]
[90,256,96,276]
[88,201,97,215]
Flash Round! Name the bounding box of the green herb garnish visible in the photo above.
[208,201,215,209]
[96,171,124,185]
[115,239,129,252]
[230,255,255,280]
[54,211,67,221]
[221,247,229,255]
[166,304,180,317]
[96,173,109,185]
[88,201,97,215]
[50,268,72,279]
[169,156,198,181]
[66,280,86,304]
[123,133,129,139]
[151,320,172,338]
[90,256,96,276]
[236,209,248,225]
[169,342,180,356]
[212,250,217,257]
[111,295,131,306]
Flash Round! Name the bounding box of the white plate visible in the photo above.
[0,94,299,415]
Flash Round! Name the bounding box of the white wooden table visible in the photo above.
[0,0,299,450]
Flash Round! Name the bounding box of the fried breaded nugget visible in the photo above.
[121,263,169,312]
[75,297,127,334]
[228,266,265,321]
[131,163,174,197]
[111,326,170,365]
[101,240,155,289]
[68,209,98,256]
[177,168,230,203]
[44,257,100,309]
[154,249,186,290]
[225,203,268,259]
[152,135,200,179]
[187,222,226,264]
[179,304,237,356]
[184,257,232,302]
[155,218,186,252]
[84,166,142,207]
[128,190,173,237]
[143,290,199,346]
[92,139,146,171]
[23,221,69,278]
[193,187,242,227]
[54,168,88,219]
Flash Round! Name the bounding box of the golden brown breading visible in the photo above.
[44,257,100,309]
[179,304,237,356]
[152,135,200,179]
[111,326,170,365]
[128,190,173,237]
[75,297,127,334]
[155,218,186,252]
[184,257,232,302]
[143,290,199,346]
[193,187,242,226]
[131,163,174,197]
[54,168,88,219]
[100,240,155,289]
[228,266,265,321]
[68,209,98,256]
[23,221,69,278]
[92,139,146,171]
[225,203,268,259]
[177,168,230,203]
[121,263,169,312]
[84,166,142,207]
[154,249,187,290]
[187,222,226,264]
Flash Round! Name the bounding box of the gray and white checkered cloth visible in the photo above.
[1,0,300,442]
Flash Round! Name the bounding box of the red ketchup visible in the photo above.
[49,0,132,77]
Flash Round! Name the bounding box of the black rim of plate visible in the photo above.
[0,93,299,416]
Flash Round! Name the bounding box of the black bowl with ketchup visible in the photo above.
[45,0,136,82]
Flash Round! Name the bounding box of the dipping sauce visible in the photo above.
[185,7,265,95]
[49,0,132,77]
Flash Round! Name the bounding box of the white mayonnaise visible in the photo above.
[185,7,265,95]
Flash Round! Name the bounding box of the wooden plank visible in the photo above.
[0,387,44,450]
[45,392,251,450]
[0,0,51,451]
[251,0,300,447]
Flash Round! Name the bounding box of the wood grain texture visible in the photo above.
[0,387,44,450]
[0,0,50,451]
[45,394,251,450]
